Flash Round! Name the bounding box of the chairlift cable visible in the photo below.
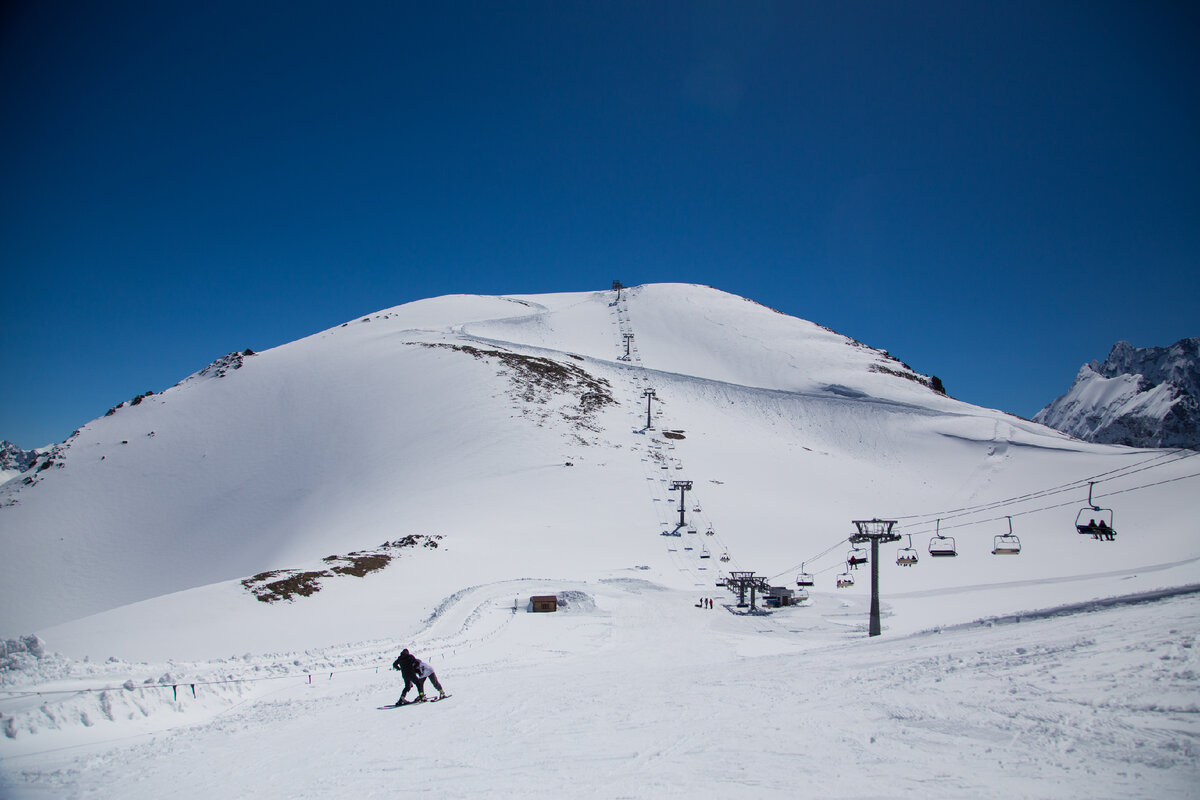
[770,463,1200,579]
[889,449,1198,524]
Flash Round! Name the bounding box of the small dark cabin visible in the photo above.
[530,595,558,613]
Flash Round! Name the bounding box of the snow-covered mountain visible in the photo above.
[1034,338,1200,449]
[1,281,1195,653]
[0,441,40,485]
[2,284,1198,798]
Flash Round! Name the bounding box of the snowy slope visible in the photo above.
[1035,338,1200,449]
[1,283,1197,649]
[3,580,1198,798]
[2,283,1199,797]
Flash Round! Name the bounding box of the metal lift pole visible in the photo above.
[671,480,692,528]
[850,519,901,637]
[643,388,656,430]
[869,537,882,636]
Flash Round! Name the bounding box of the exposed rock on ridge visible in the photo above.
[1034,338,1200,449]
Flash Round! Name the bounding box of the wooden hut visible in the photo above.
[530,595,558,613]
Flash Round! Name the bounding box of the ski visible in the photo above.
[377,695,450,710]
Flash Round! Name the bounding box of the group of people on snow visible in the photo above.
[391,648,446,705]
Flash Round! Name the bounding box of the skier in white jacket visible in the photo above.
[391,648,446,703]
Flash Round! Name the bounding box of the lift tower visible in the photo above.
[671,480,692,528]
[850,518,901,637]
[643,388,657,430]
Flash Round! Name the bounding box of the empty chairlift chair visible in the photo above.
[992,516,1021,555]
[928,519,958,557]
[796,563,815,587]
[1075,481,1117,541]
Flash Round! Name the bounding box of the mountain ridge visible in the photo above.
[1034,338,1200,449]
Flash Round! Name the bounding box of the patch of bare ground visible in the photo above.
[242,535,443,603]
[409,342,617,434]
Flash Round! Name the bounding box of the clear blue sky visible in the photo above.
[2,1,1197,449]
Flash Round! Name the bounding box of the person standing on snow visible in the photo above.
[392,648,446,703]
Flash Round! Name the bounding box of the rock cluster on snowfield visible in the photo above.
[1035,338,1200,449]
[180,349,257,383]
[0,441,38,475]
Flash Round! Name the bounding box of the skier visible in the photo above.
[391,648,446,704]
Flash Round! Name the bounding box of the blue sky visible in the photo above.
[2,1,1197,449]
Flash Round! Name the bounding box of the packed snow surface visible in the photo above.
[1,283,1198,797]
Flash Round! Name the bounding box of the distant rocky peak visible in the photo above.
[1035,338,1200,450]
[1093,338,1200,392]
[0,441,39,474]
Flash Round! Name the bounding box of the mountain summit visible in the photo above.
[1034,338,1200,449]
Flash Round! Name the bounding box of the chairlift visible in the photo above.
[796,563,815,587]
[992,516,1022,555]
[1075,481,1117,541]
[928,519,958,557]
[836,566,855,588]
[687,527,697,535]
[700,545,711,559]
[794,587,810,602]
[847,545,868,568]
[719,551,730,563]
[693,504,702,513]
[896,534,919,566]
[705,527,715,536]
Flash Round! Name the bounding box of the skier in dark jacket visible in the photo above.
[391,648,446,704]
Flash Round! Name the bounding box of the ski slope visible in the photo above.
[1,283,1198,796]
[2,580,1198,798]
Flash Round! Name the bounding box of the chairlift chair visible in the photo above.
[700,545,711,559]
[992,516,1022,555]
[796,564,815,587]
[720,552,730,563]
[836,567,855,588]
[687,527,697,535]
[705,527,715,536]
[928,519,958,557]
[1075,481,1117,541]
[794,587,810,602]
[896,534,919,566]
[847,545,868,568]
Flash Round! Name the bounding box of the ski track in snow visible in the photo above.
[2,581,1198,799]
